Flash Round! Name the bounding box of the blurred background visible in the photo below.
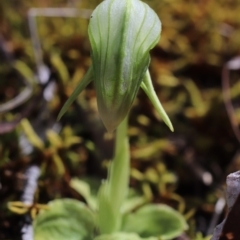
[0,0,240,239]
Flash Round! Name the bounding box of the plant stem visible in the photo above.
[109,116,129,217]
[98,116,130,234]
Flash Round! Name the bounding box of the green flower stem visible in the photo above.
[109,116,129,215]
[98,116,130,234]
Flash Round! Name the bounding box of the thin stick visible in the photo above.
[27,8,92,81]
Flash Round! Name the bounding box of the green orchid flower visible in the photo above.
[58,0,173,133]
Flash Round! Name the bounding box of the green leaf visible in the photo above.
[141,70,174,132]
[57,66,94,121]
[88,0,161,132]
[121,195,148,215]
[33,199,96,240]
[121,204,188,240]
[70,178,97,211]
[94,232,157,240]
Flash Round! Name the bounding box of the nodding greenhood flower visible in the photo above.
[58,0,173,132]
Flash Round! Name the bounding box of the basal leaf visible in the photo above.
[70,178,97,211]
[33,199,96,240]
[94,232,157,240]
[121,204,188,240]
